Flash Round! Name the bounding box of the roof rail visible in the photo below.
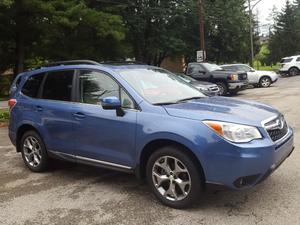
[100,61,146,65]
[43,60,101,67]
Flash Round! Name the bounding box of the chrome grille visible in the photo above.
[238,73,248,81]
[264,116,288,142]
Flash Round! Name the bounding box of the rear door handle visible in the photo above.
[73,112,86,119]
[35,106,43,112]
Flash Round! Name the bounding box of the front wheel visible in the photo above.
[259,76,272,88]
[216,82,228,96]
[146,146,204,209]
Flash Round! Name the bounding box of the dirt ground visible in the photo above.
[0,76,299,225]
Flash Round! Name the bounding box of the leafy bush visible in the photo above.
[0,74,13,98]
[0,109,9,123]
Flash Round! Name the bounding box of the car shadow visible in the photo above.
[48,159,276,212]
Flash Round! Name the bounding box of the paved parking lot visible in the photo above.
[0,76,299,225]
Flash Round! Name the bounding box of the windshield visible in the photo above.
[202,63,223,72]
[118,68,205,105]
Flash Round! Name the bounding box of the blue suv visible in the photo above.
[8,60,294,208]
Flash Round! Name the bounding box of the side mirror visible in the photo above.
[250,69,255,72]
[100,96,125,116]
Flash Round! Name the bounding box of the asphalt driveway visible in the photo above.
[0,76,299,225]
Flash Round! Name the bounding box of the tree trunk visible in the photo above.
[14,32,25,77]
[13,0,25,78]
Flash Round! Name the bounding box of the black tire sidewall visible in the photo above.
[146,146,204,209]
[20,130,49,172]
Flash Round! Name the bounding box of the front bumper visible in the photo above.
[204,127,294,189]
[228,82,248,90]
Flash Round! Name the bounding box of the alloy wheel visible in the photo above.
[261,77,271,87]
[23,136,42,167]
[152,156,191,201]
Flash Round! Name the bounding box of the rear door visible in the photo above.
[36,70,75,156]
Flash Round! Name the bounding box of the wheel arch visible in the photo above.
[16,123,41,152]
[136,139,206,183]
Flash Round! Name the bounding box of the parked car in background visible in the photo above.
[185,62,248,96]
[8,60,294,209]
[176,73,220,96]
[221,64,278,88]
[279,56,300,76]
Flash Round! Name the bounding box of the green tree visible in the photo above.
[268,0,300,63]
[1,0,126,77]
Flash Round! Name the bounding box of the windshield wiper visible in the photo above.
[153,102,177,106]
[175,96,203,103]
[154,97,203,106]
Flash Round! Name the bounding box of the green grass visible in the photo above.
[253,61,280,71]
[0,108,9,123]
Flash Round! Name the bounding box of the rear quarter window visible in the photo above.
[280,58,293,63]
[21,73,45,98]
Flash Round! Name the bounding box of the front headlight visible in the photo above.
[203,120,262,143]
[228,74,238,81]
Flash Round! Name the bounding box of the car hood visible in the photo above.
[163,97,279,127]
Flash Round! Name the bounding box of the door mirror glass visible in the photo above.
[100,96,121,110]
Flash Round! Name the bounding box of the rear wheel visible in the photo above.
[146,146,204,209]
[288,67,299,76]
[259,76,272,88]
[20,130,49,172]
[216,82,228,96]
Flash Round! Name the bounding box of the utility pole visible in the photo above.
[248,0,254,67]
[198,0,206,61]
[248,0,264,67]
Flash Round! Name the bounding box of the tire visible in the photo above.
[229,90,239,95]
[20,130,49,172]
[259,76,272,88]
[288,67,299,76]
[216,82,228,96]
[146,146,204,209]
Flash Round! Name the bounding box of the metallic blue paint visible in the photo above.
[9,64,295,189]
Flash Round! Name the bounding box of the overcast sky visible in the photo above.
[256,0,287,24]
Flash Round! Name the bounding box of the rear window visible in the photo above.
[21,73,44,98]
[280,58,293,63]
[42,70,74,101]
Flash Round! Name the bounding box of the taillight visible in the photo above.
[8,99,17,111]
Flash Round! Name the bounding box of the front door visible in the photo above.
[72,70,137,168]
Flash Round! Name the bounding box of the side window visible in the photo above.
[42,70,74,101]
[79,70,135,109]
[121,89,135,109]
[296,57,300,62]
[187,65,204,75]
[21,73,44,98]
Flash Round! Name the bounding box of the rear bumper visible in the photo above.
[204,127,294,189]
